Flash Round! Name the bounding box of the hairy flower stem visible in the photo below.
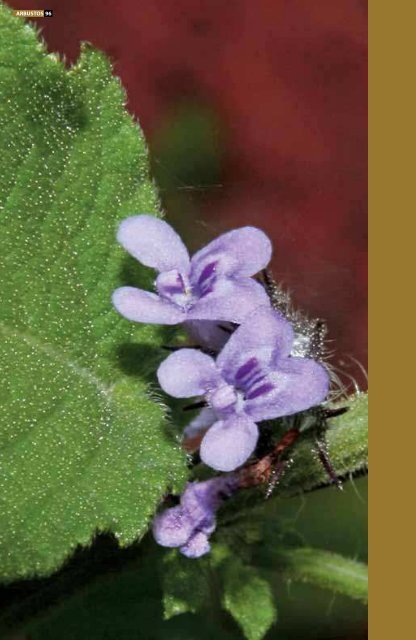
[236,427,300,489]
[314,436,343,491]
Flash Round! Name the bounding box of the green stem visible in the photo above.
[268,547,368,603]
[278,393,368,495]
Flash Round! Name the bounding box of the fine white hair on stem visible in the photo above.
[328,360,367,400]
[345,354,368,385]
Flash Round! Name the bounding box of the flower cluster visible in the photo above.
[113,214,330,556]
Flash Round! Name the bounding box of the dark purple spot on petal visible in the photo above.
[246,382,274,400]
[196,262,218,297]
[235,357,258,381]
[235,358,268,392]
[198,261,217,285]
[246,372,267,388]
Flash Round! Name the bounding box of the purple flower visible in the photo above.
[158,306,330,472]
[112,215,272,326]
[152,476,237,558]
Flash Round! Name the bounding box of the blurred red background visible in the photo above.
[8,0,367,386]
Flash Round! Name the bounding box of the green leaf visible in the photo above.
[221,556,276,640]
[0,5,187,581]
[162,551,211,620]
[271,547,368,604]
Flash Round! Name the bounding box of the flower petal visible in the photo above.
[180,531,211,558]
[200,415,259,471]
[112,287,185,324]
[152,506,194,548]
[157,349,221,398]
[183,407,217,438]
[217,306,294,381]
[187,278,271,324]
[180,481,218,529]
[191,226,272,280]
[245,357,330,421]
[117,215,190,272]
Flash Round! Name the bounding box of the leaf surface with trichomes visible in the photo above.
[0,5,187,581]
